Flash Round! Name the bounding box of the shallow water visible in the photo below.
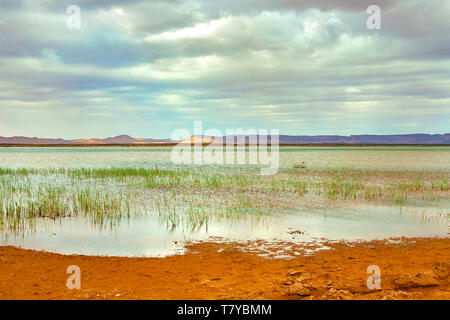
[1,146,449,171]
[1,205,448,257]
[0,147,449,257]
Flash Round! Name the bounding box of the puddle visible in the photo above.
[1,205,448,257]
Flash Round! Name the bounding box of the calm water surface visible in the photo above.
[1,205,448,257]
[1,146,449,171]
[0,147,449,257]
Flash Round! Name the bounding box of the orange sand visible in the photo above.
[0,237,449,300]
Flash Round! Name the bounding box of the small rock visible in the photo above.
[286,281,312,296]
[288,270,302,276]
[381,290,412,300]
[200,279,211,286]
[282,279,294,285]
[322,288,352,300]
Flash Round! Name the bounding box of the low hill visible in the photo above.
[0,134,448,145]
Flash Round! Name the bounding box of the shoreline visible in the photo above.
[0,142,450,148]
[1,144,449,148]
[1,237,449,300]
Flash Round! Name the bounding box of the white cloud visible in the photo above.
[0,0,449,138]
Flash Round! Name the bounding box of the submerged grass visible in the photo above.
[0,177,132,232]
[0,166,448,232]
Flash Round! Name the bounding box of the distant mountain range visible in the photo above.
[0,134,449,145]
[273,134,450,145]
[0,135,174,145]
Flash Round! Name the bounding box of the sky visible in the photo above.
[0,0,449,139]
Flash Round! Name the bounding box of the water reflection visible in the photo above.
[1,205,448,257]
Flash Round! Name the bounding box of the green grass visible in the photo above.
[0,166,448,232]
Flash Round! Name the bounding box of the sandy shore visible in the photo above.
[0,237,449,300]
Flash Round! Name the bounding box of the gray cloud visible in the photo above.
[0,0,449,138]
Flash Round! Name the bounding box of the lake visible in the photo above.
[0,146,449,257]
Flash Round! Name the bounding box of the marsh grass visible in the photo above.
[0,177,133,232]
[0,167,448,232]
[155,197,270,233]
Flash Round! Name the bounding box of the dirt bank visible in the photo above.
[0,237,449,300]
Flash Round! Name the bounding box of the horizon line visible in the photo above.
[1,132,450,141]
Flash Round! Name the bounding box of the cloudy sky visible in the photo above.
[0,0,449,139]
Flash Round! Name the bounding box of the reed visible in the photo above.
[0,166,448,232]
